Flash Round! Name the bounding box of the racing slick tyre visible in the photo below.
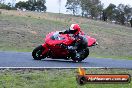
[81,47,89,60]
[72,47,89,62]
[32,45,46,60]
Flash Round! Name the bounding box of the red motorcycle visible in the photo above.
[32,31,97,62]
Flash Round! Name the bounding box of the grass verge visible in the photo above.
[0,68,132,88]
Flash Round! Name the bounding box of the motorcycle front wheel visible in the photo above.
[32,45,46,60]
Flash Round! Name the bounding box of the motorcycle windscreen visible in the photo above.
[46,32,73,46]
[45,32,65,45]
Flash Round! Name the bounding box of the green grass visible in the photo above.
[0,69,132,88]
[0,10,132,60]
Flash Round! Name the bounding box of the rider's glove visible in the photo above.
[59,32,63,34]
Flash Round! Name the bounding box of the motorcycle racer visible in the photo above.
[32,23,97,62]
[59,24,88,60]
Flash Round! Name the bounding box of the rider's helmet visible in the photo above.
[69,24,81,35]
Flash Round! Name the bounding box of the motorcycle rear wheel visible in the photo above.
[81,47,89,60]
[32,45,46,60]
[72,47,89,62]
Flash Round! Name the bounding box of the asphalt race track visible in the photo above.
[0,51,132,68]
